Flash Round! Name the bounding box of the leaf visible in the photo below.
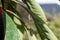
[5,12,24,40]
[5,13,20,40]
[14,16,21,25]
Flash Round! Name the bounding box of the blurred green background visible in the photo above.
[41,4,60,40]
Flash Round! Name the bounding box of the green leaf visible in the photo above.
[13,16,21,25]
[5,12,24,40]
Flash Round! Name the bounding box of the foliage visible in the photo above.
[2,0,58,40]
